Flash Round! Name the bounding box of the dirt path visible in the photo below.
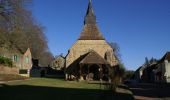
[128,83,170,100]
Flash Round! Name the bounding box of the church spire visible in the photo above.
[84,0,96,25]
[79,0,104,40]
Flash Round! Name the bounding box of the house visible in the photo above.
[50,55,65,70]
[134,52,170,83]
[134,57,158,83]
[142,63,157,83]
[65,0,118,81]
[30,59,42,77]
[0,48,32,77]
[155,52,170,83]
[30,59,65,78]
[134,66,144,82]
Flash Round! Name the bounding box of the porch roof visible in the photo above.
[79,50,109,65]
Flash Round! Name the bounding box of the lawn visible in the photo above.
[0,78,134,100]
[0,74,28,81]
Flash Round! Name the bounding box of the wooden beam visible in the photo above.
[99,64,103,81]
[79,64,84,81]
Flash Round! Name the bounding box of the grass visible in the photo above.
[0,78,134,100]
[6,78,102,89]
[0,74,28,81]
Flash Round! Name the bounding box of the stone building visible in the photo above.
[50,55,65,70]
[65,0,118,81]
[0,48,32,77]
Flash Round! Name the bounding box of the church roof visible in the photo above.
[80,50,109,64]
[79,0,104,40]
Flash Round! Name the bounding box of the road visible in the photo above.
[128,83,170,100]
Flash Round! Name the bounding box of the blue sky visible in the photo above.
[32,0,170,70]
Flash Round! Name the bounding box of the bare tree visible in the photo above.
[0,0,53,66]
[108,42,121,61]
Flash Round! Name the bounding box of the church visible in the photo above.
[65,0,118,81]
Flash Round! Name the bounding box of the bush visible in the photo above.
[106,63,126,91]
[0,56,13,67]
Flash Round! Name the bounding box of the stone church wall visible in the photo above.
[66,40,118,68]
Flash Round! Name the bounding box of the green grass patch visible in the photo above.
[0,78,134,100]
[0,74,28,81]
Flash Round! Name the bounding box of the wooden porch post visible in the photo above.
[79,64,84,81]
[87,64,90,81]
[99,64,103,81]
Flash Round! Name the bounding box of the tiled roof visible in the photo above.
[79,24,104,40]
[159,52,170,62]
[80,50,109,64]
[164,52,170,60]
[79,0,104,40]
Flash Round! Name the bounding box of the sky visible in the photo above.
[31,0,170,70]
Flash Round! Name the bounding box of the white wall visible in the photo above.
[165,60,170,83]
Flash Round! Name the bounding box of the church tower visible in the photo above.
[65,0,118,80]
[79,0,104,40]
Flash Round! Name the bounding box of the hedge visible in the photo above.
[0,56,13,67]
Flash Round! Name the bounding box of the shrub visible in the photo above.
[106,63,126,91]
[0,56,13,67]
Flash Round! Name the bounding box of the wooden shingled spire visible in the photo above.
[79,0,105,40]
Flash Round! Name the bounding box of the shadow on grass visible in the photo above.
[89,82,132,92]
[0,84,134,100]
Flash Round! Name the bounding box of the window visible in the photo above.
[13,55,19,62]
[25,56,29,63]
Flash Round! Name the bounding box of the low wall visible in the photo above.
[0,65,19,75]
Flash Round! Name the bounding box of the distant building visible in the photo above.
[134,66,144,82]
[30,59,42,77]
[134,52,170,83]
[134,57,158,82]
[0,48,32,77]
[65,1,118,81]
[31,58,65,78]
[155,52,170,83]
[50,55,65,70]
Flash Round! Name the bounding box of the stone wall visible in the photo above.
[66,40,118,68]
[0,65,19,75]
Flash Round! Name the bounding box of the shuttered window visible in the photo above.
[13,55,19,62]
